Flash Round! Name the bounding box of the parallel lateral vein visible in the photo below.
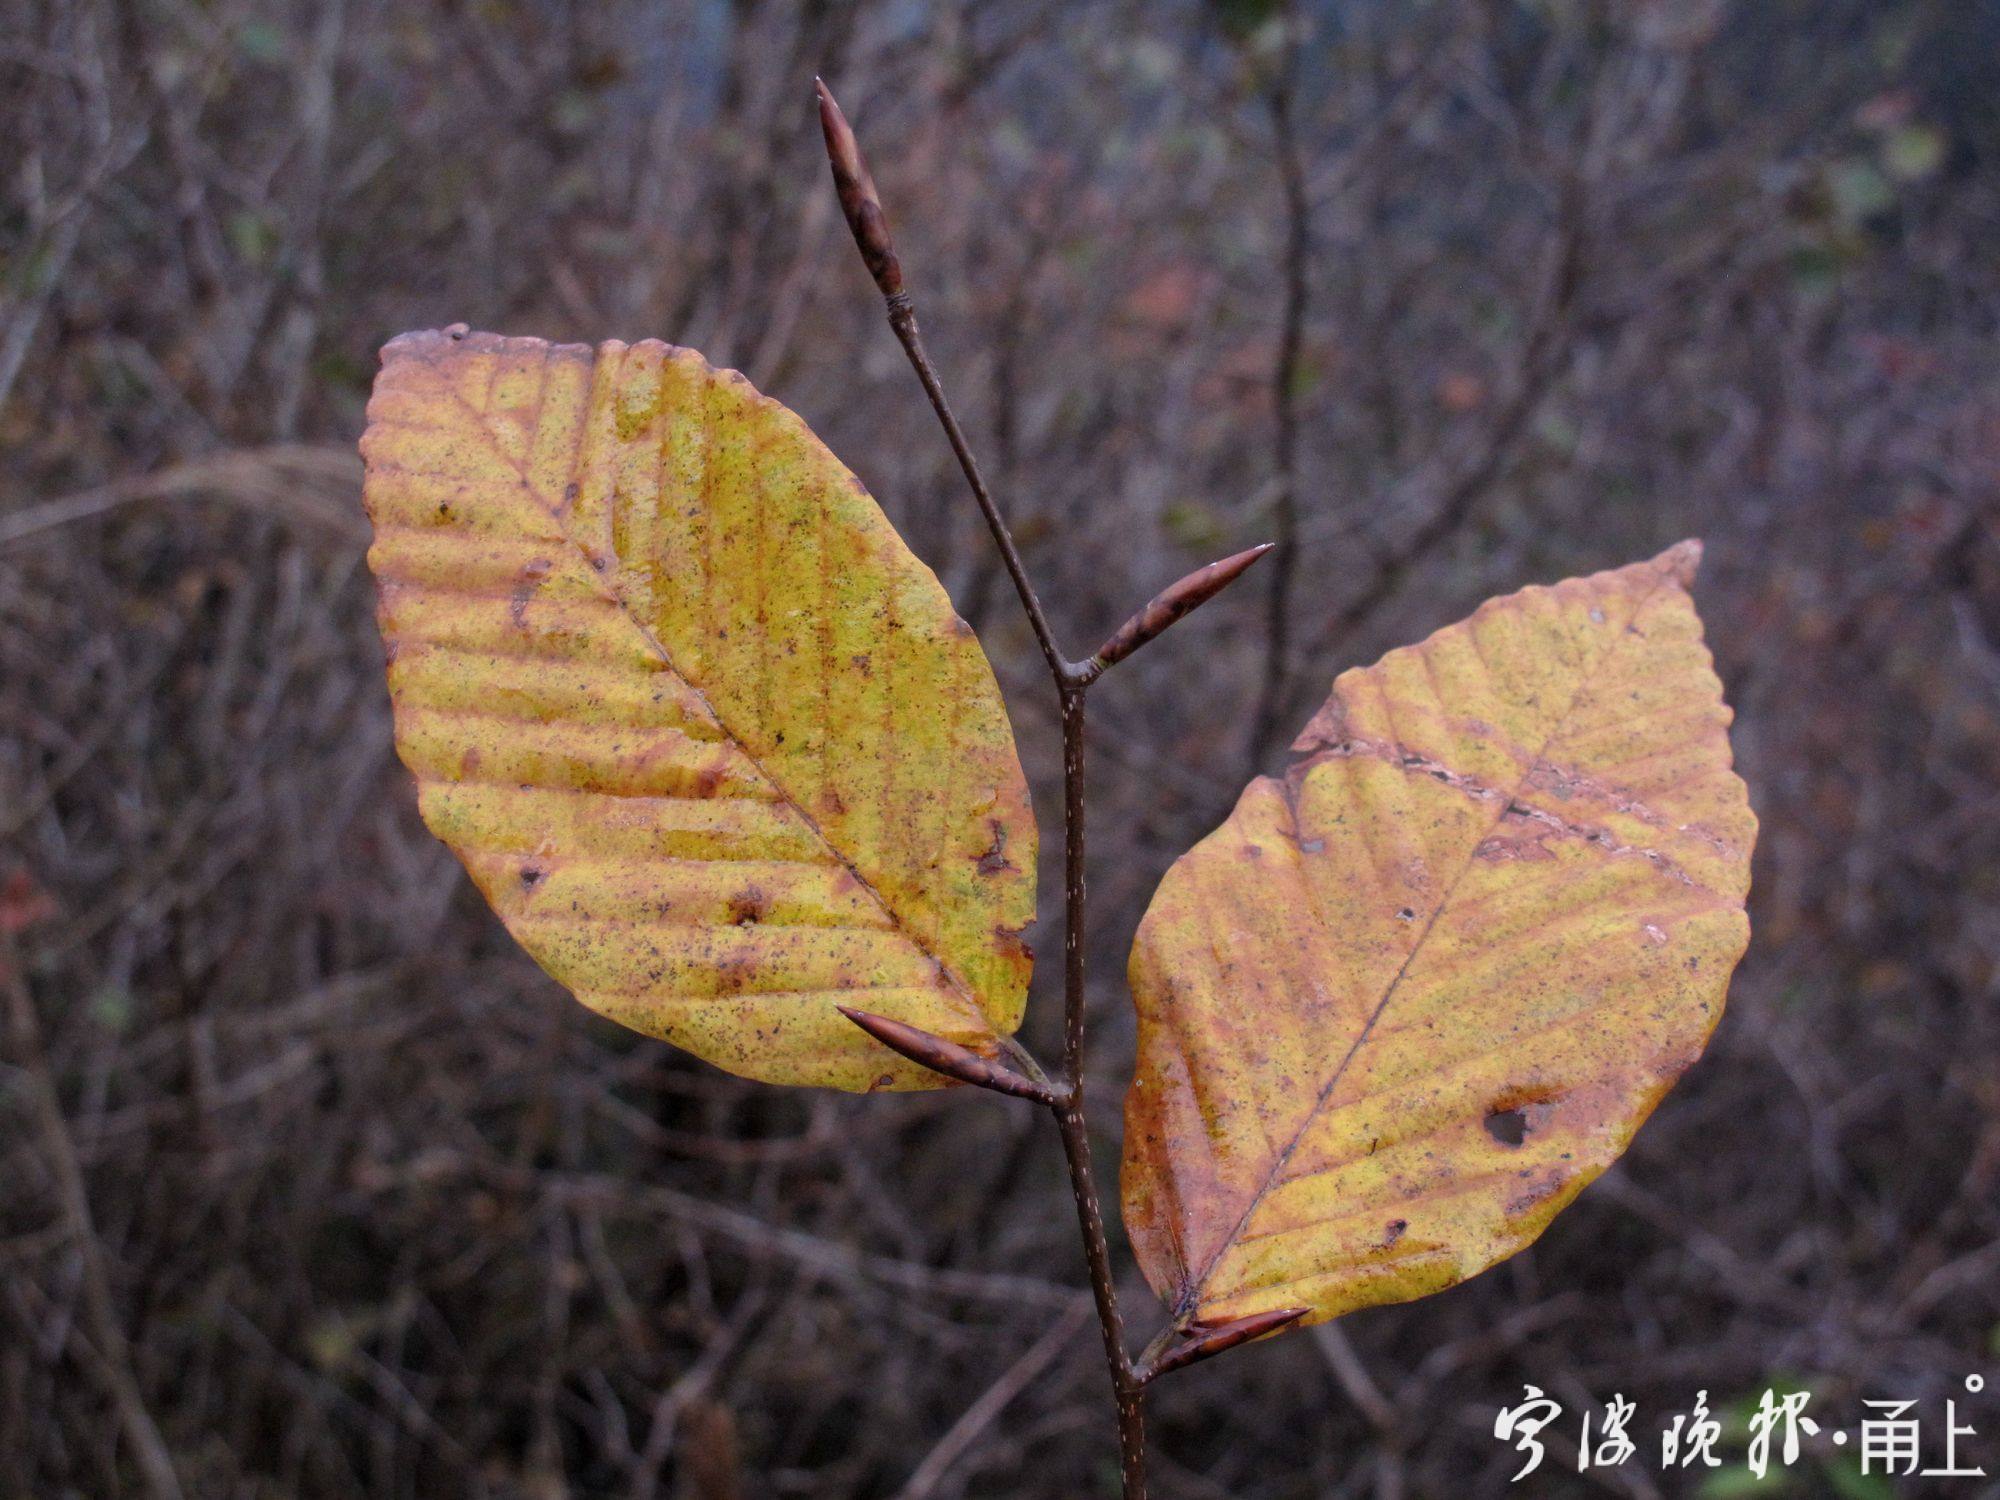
[1181,582,1633,1309]
[389,337,996,1029]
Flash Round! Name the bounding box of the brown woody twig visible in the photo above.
[816,77,1270,1500]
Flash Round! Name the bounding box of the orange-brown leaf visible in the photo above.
[359,329,1035,1091]
[1121,543,1755,1328]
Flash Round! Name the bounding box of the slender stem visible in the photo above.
[1054,685,1148,1495]
[1060,686,1089,1083]
[884,297,1075,686]
[820,77,1288,1490]
[879,296,1143,1496]
[1058,1100,1148,1497]
[822,78,1159,1483]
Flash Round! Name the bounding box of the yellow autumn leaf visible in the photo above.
[1121,543,1755,1328]
[359,328,1035,1091]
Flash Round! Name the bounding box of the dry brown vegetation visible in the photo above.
[4,2,1998,1496]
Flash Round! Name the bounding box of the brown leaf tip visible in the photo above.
[377,327,594,373]
[1655,538,1703,589]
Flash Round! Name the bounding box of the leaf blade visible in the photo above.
[1122,544,1754,1326]
[361,329,1036,1091]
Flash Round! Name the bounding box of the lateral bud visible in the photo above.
[1089,544,1273,676]
[814,78,904,299]
[837,1007,1058,1104]
[1141,1306,1308,1382]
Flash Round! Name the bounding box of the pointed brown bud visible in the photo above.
[1089,543,1274,675]
[837,1007,1058,1104]
[1140,1306,1308,1382]
[814,78,904,299]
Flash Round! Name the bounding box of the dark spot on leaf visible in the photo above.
[1506,1174,1565,1215]
[993,922,1034,962]
[1382,1218,1407,1247]
[974,821,1014,876]
[1396,907,1416,921]
[1299,838,1324,854]
[1485,1107,1529,1147]
[519,865,545,889]
[727,886,770,925]
[713,952,758,995]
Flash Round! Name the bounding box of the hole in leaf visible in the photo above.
[519,865,545,889]
[1484,1107,1529,1147]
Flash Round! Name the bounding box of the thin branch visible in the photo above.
[818,72,1296,1499]
[1053,685,1148,1491]
[816,75,1157,1499]
[815,79,1072,683]
[895,1294,1094,1500]
[883,302,1075,683]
